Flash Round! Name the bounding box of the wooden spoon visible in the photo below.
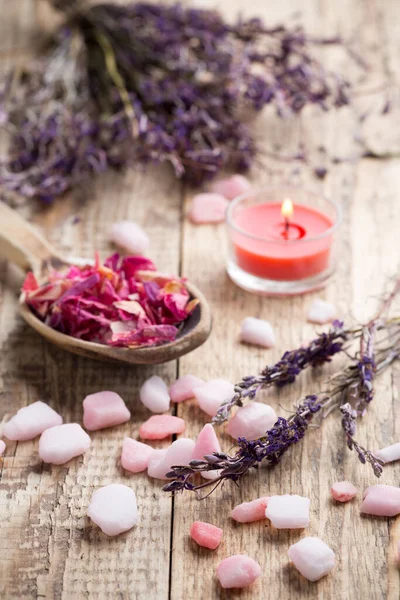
[0,202,212,364]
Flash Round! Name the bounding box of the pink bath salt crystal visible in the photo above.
[360,485,400,517]
[192,423,222,481]
[217,555,261,589]
[307,299,337,324]
[139,415,185,440]
[169,374,204,403]
[231,497,269,523]
[240,317,276,348]
[147,449,169,479]
[210,175,251,200]
[193,379,235,417]
[163,438,195,472]
[288,537,335,582]
[121,437,154,473]
[226,402,277,441]
[139,375,170,413]
[88,484,138,536]
[110,220,150,255]
[331,481,357,502]
[265,494,310,529]
[83,391,130,431]
[0,440,5,455]
[375,442,400,464]
[189,193,229,224]
[39,423,91,465]
[190,521,223,550]
[3,401,63,441]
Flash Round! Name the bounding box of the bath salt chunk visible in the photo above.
[147,449,169,479]
[360,485,400,516]
[163,438,195,472]
[83,391,130,431]
[139,376,170,413]
[375,442,400,464]
[169,374,204,403]
[331,481,357,502]
[88,484,138,536]
[307,299,337,324]
[240,317,276,348]
[288,537,335,582]
[227,402,277,440]
[121,437,154,473]
[192,423,222,481]
[3,401,63,441]
[265,494,310,529]
[139,415,185,440]
[217,555,261,589]
[231,497,269,523]
[210,175,251,200]
[39,423,91,465]
[0,440,5,455]
[201,469,221,480]
[193,379,235,417]
[190,521,223,550]
[110,220,150,255]
[189,193,229,224]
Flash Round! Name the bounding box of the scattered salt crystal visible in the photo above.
[307,299,337,324]
[83,391,130,431]
[217,555,261,589]
[210,175,251,200]
[109,220,150,255]
[360,484,400,517]
[226,402,277,440]
[147,449,169,479]
[288,537,335,582]
[3,401,63,441]
[139,415,185,440]
[121,437,154,473]
[331,481,357,502]
[169,374,204,403]
[192,423,222,481]
[240,317,276,348]
[147,438,195,480]
[39,423,91,465]
[190,521,223,550]
[189,193,229,224]
[375,442,400,464]
[231,497,269,523]
[193,379,235,417]
[265,494,310,529]
[139,376,170,413]
[87,484,138,536]
[0,440,5,455]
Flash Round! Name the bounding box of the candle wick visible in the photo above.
[284,217,290,239]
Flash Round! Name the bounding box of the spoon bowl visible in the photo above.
[1,202,212,365]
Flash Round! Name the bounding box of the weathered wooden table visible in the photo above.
[1,1,400,598]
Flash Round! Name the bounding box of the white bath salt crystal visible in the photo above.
[210,175,251,200]
[3,401,63,441]
[169,374,204,403]
[83,391,131,431]
[307,299,337,324]
[189,193,229,224]
[288,537,335,582]
[217,555,261,589]
[163,438,196,473]
[147,449,169,480]
[226,402,277,440]
[87,484,138,536]
[360,485,400,517]
[265,494,310,529]
[193,379,235,417]
[240,317,276,348]
[0,440,5,456]
[110,220,150,255]
[330,481,357,502]
[375,442,400,464]
[39,423,91,465]
[139,375,170,413]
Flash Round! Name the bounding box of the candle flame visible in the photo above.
[281,198,294,220]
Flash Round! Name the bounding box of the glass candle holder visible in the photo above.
[226,187,342,296]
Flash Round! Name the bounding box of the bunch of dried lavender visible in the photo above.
[0,1,351,203]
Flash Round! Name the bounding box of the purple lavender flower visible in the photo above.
[340,403,383,477]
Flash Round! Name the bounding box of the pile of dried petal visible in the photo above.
[22,253,197,348]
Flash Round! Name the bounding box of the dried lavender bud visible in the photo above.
[340,403,383,477]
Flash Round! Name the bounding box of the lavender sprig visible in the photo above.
[213,320,347,424]
[340,402,383,477]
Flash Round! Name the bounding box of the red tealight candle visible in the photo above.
[226,188,341,295]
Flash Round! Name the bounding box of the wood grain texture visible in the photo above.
[1,0,400,599]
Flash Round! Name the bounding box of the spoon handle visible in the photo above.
[0,202,58,272]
